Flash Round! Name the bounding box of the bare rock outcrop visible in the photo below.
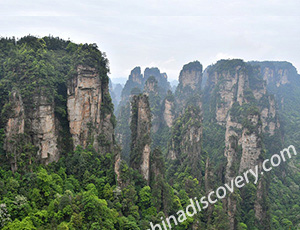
[130,94,152,183]
[4,89,59,171]
[206,60,275,229]
[163,97,174,128]
[167,106,202,180]
[4,90,26,172]
[175,61,202,112]
[67,65,114,153]
[129,66,143,85]
[31,94,59,163]
[167,61,203,181]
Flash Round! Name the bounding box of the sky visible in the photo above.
[1,0,300,83]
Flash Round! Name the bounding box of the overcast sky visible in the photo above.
[1,0,299,83]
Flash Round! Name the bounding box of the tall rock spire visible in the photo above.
[130,94,152,183]
[67,65,115,153]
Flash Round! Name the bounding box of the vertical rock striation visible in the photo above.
[175,61,202,113]
[67,65,114,153]
[168,106,202,175]
[4,89,60,170]
[168,61,203,181]
[4,90,25,172]
[31,93,59,163]
[206,59,277,229]
[143,76,161,133]
[116,66,172,159]
[130,94,152,183]
[163,94,175,128]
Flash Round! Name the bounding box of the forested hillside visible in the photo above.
[0,36,299,230]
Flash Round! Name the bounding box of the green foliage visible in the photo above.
[181,60,202,73]
[0,146,147,229]
[130,95,151,172]
[115,102,131,163]
[207,59,245,75]
[1,37,300,230]
[250,61,300,229]
[0,35,115,170]
[167,106,203,183]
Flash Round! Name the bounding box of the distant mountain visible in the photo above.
[1,36,299,230]
[110,77,127,85]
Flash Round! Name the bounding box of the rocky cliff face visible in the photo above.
[4,90,26,171]
[247,61,300,229]
[178,67,202,91]
[175,61,202,113]
[143,76,158,96]
[168,106,202,160]
[208,69,245,125]
[118,66,171,112]
[163,96,174,128]
[31,94,59,163]
[263,67,289,86]
[143,77,161,133]
[167,61,203,180]
[4,64,116,172]
[0,37,119,173]
[67,65,114,153]
[118,67,143,111]
[130,94,152,183]
[207,60,280,135]
[224,112,265,228]
[129,66,143,85]
[250,61,297,88]
[116,66,173,159]
[144,67,171,95]
[206,60,276,229]
[150,148,164,181]
[250,61,298,109]
[248,61,300,136]
[239,114,262,173]
[4,89,60,171]
[167,104,203,184]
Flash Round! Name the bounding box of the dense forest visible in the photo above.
[0,36,299,230]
